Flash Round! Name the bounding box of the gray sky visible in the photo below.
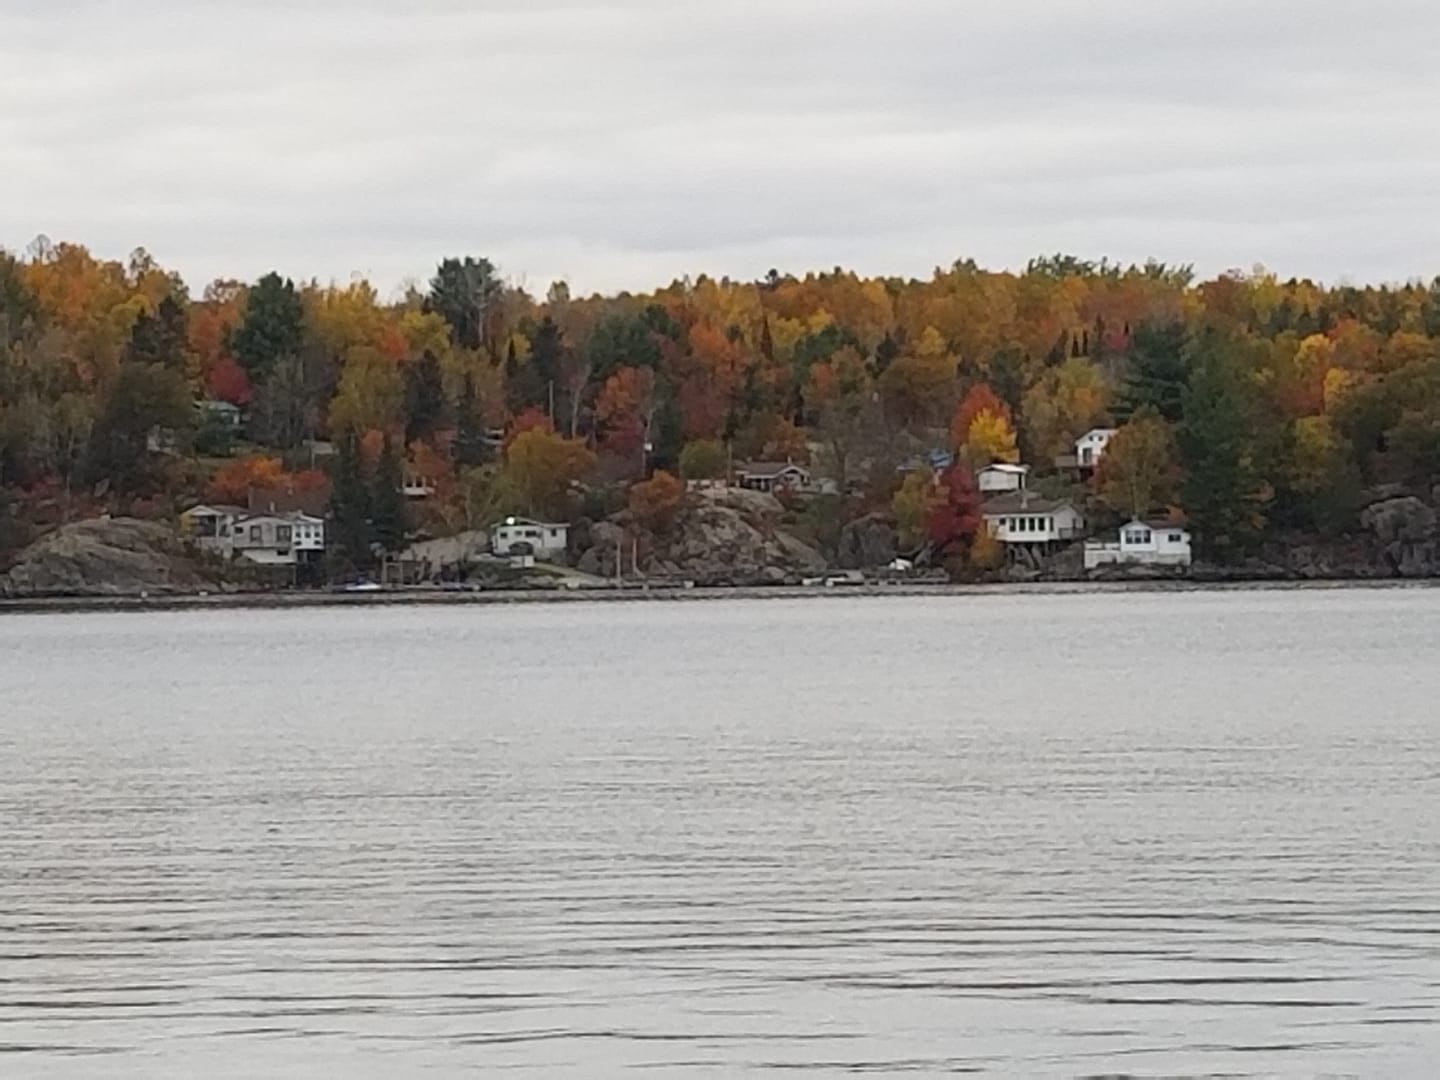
[4,0,1439,297]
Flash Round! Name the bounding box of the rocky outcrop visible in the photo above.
[1,518,228,598]
[1359,497,1440,577]
[836,513,897,569]
[576,491,827,585]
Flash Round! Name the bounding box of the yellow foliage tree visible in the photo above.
[892,469,940,550]
[963,409,1019,465]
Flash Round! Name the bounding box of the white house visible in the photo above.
[492,517,569,560]
[1084,520,1193,570]
[1075,428,1118,469]
[977,463,1030,495]
[981,493,1085,547]
[734,461,811,493]
[232,512,326,566]
[181,505,325,566]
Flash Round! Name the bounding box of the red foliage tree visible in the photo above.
[205,355,253,406]
[926,463,982,556]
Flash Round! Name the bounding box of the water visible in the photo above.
[2,590,1439,1077]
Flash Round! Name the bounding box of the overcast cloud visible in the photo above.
[3,0,1439,296]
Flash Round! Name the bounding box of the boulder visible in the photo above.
[836,513,898,569]
[1360,497,1440,577]
[1,518,227,598]
[574,496,827,585]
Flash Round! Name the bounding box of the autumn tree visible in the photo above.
[951,383,1019,465]
[208,455,286,505]
[1094,407,1179,519]
[330,347,405,435]
[678,439,727,480]
[892,469,940,551]
[628,470,685,531]
[501,428,596,520]
[926,463,983,560]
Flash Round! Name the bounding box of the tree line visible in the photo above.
[4,238,1440,566]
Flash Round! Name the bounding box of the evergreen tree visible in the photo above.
[453,374,490,469]
[85,362,192,499]
[370,434,409,555]
[1178,332,1269,559]
[329,429,372,566]
[1116,320,1191,423]
[403,350,446,444]
[428,256,502,352]
[127,294,189,370]
[231,272,304,382]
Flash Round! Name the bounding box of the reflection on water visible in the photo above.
[2,591,1439,1077]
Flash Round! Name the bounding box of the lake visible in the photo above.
[2,590,1439,1077]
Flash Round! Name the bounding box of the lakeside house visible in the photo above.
[181,504,326,567]
[492,517,568,560]
[977,463,1030,495]
[981,492,1085,550]
[1084,520,1193,570]
[1075,428,1118,470]
[734,461,812,494]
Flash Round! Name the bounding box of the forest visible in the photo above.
[3,239,1440,572]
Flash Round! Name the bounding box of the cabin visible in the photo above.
[1084,520,1193,570]
[981,493,1085,548]
[734,461,811,494]
[492,517,569,560]
[977,463,1030,495]
[1075,428,1118,470]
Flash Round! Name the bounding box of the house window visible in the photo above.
[277,526,292,544]
[1169,533,1183,543]
[250,525,262,542]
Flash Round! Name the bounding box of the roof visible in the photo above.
[493,517,567,529]
[981,493,1079,516]
[1077,427,1118,442]
[183,503,248,518]
[236,511,324,526]
[1127,518,1189,533]
[735,461,810,478]
[978,463,1030,475]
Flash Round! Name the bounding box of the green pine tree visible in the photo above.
[329,429,372,567]
[370,434,409,555]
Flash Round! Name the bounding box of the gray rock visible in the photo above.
[1,518,226,598]
[1360,497,1439,577]
[836,513,897,569]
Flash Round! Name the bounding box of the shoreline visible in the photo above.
[3,577,1437,615]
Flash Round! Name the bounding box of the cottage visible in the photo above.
[734,461,811,493]
[1084,520,1193,570]
[1075,428,1118,469]
[232,512,326,566]
[977,463,1030,495]
[492,517,568,560]
[981,492,1085,547]
[181,505,325,566]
